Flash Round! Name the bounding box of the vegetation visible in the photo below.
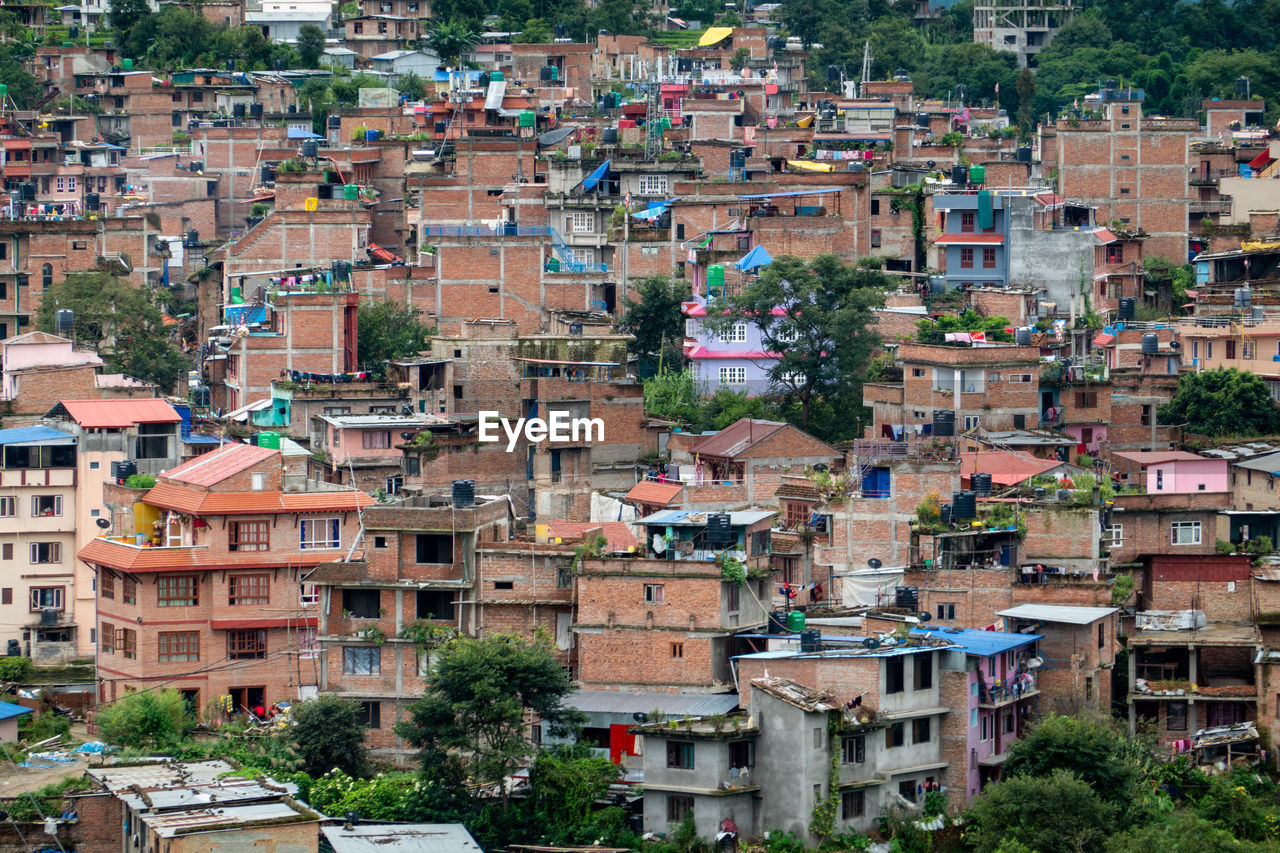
[124,474,157,490]
[295,23,326,68]
[96,689,195,749]
[428,21,481,65]
[357,301,436,379]
[0,657,33,682]
[916,309,1015,344]
[35,272,188,392]
[290,694,369,778]
[620,275,692,364]
[1158,368,1280,437]
[642,369,771,432]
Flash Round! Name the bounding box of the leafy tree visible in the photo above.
[515,18,553,43]
[396,71,427,100]
[296,23,327,68]
[1144,256,1194,308]
[428,20,481,66]
[706,254,888,434]
[916,309,1015,344]
[1107,809,1273,852]
[0,45,39,109]
[35,272,187,391]
[1004,714,1154,812]
[965,770,1118,853]
[397,633,582,805]
[527,745,628,844]
[357,300,435,378]
[620,275,691,361]
[96,689,195,749]
[1016,67,1035,143]
[1159,367,1280,437]
[290,694,369,778]
[307,770,410,818]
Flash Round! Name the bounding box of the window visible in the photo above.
[721,322,748,343]
[667,741,695,769]
[1244,340,1256,360]
[1003,710,1015,734]
[981,713,991,741]
[343,589,380,619]
[960,247,974,269]
[299,627,318,658]
[641,583,666,605]
[343,646,381,675]
[300,517,340,549]
[158,575,198,606]
[227,630,266,659]
[1167,701,1188,731]
[671,641,684,658]
[0,588,8,603]
[118,628,136,660]
[56,177,65,192]
[964,415,980,431]
[229,574,269,605]
[29,543,61,564]
[362,430,392,449]
[842,736,865,764]
[123,576,136,604]
[1171,521,1202,546]
[886,722,906,748]
[1008,373,1033,383]
[775,324,798,343]
[416,533,452,563]
[100,622,114,653]
[887,657,904,693]
[914,654,933,690]
[569,211,594,233]
[960,211,975,232]
[1105,525,1123,548]
[251,472,266,491]
[29,587,63,611]
[0,497,13,517]
[725,582,741,612]
[842,790,865,820]
[1098,623,1105,649]
[913,717,931,744]
[228,520,269,552]
[638,175,668,195]
[936,602,956,620]
[898,780,917,803]
[813,726,823,748]
[982,247,996,269]
[358,701,381,728]
[493,580,514,591]
[719,366,746,385]
[417,589,454,620]
[158,631,199,662]
[324,406,350,416]
[667,795,693,823]
[101,574,114,600]
[557,566,572,589]
[728,739,754,768]
[135,423,170,459]
[1074,391,1098,408]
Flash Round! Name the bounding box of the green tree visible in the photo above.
[96,689,195,749]
[1004,714,1154,811]
[1107,809,1273,852]
[528,745,629,844]
[35,272,187,391]
[290,694,370,778]
[1158,367,1280,437]
[296,23,327,68]
[396,71,427,100]
[428,21,480,66]
[515,17,553,43]
[706,254,888,435]
[1144,256,1194,307]
[965,770,1118,853]
[357,300,435,378]
[397,633,582,805]
[307,770,412,818]
[0,45,40,109]
[1016,66,1036,143]
[620,275,691,362]
[916,309,1016,344]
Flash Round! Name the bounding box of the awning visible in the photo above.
[538,127,575,147]
[1092,333,1115,347]
[735,244,773,271]
[1249,149,1274,171]
[226,398,272,422]
[698,26,733,47]
[581,158,611,192]
[287,127,323,139]
[787,159,833,173]
[934,233,1005,245]
[632,205,667,221]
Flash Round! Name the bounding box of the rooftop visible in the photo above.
[161,442,278,487]
[637,509,776,527]
[563,689,739,717]
[624,479,685,506]
[1111,451,1208,465]
[962,450,1065,486]
[911,626,1040,656]
[0,425,74,446]
[998,604,1119,625]
[49,398,180,428]
[320,824,483,853]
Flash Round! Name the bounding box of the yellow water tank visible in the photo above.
[303,197,319,212]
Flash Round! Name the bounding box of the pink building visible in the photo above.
[311,413,447,493]
[1113,451,1229,493]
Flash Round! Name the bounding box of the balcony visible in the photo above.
[977,674,1038,708]
[1189,168,1236,185]
[1190,198,1232,215]
[0,468,75,488]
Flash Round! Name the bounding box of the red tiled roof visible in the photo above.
[78,538,343,573]
[1092,333,1116,347]
[961,450,1063,486]
[1091,228,1118,245]
[142,481,376,515]
[210,618,317,630]
[160,442,278,487]
[545,521,638,553]
[934,233,1005,245]
[55,398,180,428]
[686,346,782,359]
[625,480,685,506]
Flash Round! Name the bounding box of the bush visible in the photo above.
[96,688,195,749]
[0,657,33,682]
[124,473,156,490]
[20,713,70,743]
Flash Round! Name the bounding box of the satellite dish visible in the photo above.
[95,517,111,529]
[862,637,881,650]
[652,534,667,554]
[917,611,932,622]
[1169,340,1181,350]
[868,558,883,569]
[633,712,648,723]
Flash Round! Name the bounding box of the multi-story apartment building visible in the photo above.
[973,0,1075,67]
[79,441,372,713]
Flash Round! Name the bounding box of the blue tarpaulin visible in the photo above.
[287,128,323,139]
[735,245,774,271]
[581,159,611,192]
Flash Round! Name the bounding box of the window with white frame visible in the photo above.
[774,323,798,343]
[685,319,697,336]
[719,366,746,385]
[1105,525,1124,548]
[300,583,319,606]
[637,175,668,195]
[300,518,341,549]
[721,322,748,343]
[963,415,980,430]
[29,587,63,611]
[1171,521,1201,546]
[0,497,14,517]
[569,211,594,233]
[55,177,65,192]
[29,543,61,564]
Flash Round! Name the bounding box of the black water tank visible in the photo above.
[20,182,35,201]
[452,479,475,508]
[916,112,930,128]
[939,504,951,524]
[55,309,74,331]
[706,512,733,543]
[1016,146,1032,162]
[730,149,746,168]
[1141,332,1159,355]
[602,128,618,144]
[40,608,58,627]
[1032,486,1046,499]
[192,385,211,407]
[1118,297,1135,320]
[116,460,137,481]
[768,610,788,634]
[434,121,447,134]
[250,102,263,118]
[233,103,246,117]
[971,472,993,497]
[301,139,319,158]
[539,65,554,82]
[85,193,100,211]
[952,490,977,519]
[261,164,274,184]
[894,586,919,609]
[1015,327,1032,346]
[952,164,968,184]
[932,410,955,437]
[5,639,18,656]
[800,628,822,652]
[479,72,490,88]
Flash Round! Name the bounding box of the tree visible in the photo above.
[527,745,629,845]
[396,71,427,100]
[96,689,195,749]
[357,300,435,378]
[916,309,1015,344]
[35,272,187,391]
[0,45,40,110]
[428,21,480,66]
[1016,67,1036,143]
[1004,714,1154,811]
[396,633,582,805]
[1158,367,1280,437]
[965,770,1118,853]
[1107,810,1273,853]
[620,275,691,362]
[296,23,327,68]
[290,694,369,778]
[706,254,888,435]
[514,18,553,43]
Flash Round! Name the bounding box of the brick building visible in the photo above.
[998,604,1117,715]
[80,441,372,714]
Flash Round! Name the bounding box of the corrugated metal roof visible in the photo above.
[911,626,1039,656]
[53,398,180,428]
[0,426,74,445]
[321,824,483,853]
[997,604,1117,625]
[691,418,788,458]
[0,702,32,720]
[564,689,739,716]
[161,442,278,486]
[638,509,776,527]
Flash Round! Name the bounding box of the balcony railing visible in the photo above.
[978,674,1037,707]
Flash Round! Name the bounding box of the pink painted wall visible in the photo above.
[1,338,102,400]
[1147,458,1228,494]
[1063,424,1107,455]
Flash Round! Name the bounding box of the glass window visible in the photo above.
[157,575,198,606]
[229,574,270,605]
[666,741,695,769]
[158,631,199,662]
[227,630,266,659]
[1171,521,1202,546]
[300,518,340,549]
[29,587,63,611]
[229,520,269,551]
[343,646,381,675]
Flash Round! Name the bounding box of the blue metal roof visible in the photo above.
[286,127,323,139]
[0,702,32,721]
[911,626,1040,656]
[0,426,73,445]
[182,434,223,445]
[639,509,776,526]
[739,187,844,200]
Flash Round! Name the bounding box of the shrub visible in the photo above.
[0,657,33,682]
[96,688,195,749]
[20,713,70,743]
[124,473,156,490]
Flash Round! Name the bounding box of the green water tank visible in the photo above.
[489,71,504,81]
[258,431,281,449]
[660,117,672,130]
[344,183,359,200]
[122,58,133,70]
[786,610,807,633]
[0,84,7,98]
[707,265,725,288]
[230,286,244,304]
[546,256,560,272]
[968,164,986,183]
[519,110,535,127]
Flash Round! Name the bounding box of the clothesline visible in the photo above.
[286,369,370,384]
